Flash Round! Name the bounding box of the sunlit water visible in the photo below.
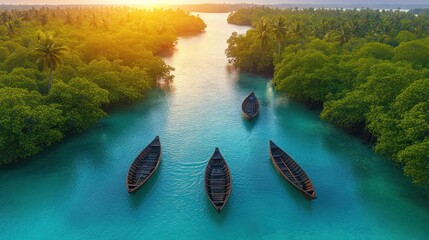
[1,13,429,240]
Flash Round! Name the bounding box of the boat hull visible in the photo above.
[204,148,232,212]
[269,141,316,199]
[242,92,260,120]
[126,136,162,193]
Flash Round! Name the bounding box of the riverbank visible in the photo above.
[0,7,206,166]
[1,13,429,239]
[226,7,429,186]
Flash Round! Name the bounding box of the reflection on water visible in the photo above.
[0,13,429,240]
[128,166,162,210]
[242,114,259,132]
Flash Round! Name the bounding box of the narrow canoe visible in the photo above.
[126,136,162,193]
[204,148,232,213]
[269,141,317,199]
[241,91,260,120]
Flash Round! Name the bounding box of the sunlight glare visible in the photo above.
[120,0,183,5]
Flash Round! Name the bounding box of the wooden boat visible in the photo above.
[241,91,260,120]
[269,141,317,199]
[204,148,232,213]
[126,136,161,193]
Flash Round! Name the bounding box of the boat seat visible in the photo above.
[144,159,158,162]
[209,187,226,189]
[210,192,228,195]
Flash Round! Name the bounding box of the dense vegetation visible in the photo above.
[0,7,205,165]
[409,8,429,16]
[164,4,256,13]
[226,7,429,185]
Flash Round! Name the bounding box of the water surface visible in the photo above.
[1,13,428,240]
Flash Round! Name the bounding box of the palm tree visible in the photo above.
[290,21,306,46]
[337,21,353,45]
[64,12,73,25]
[102,18,110,31]
[35,33,68,92]
[253,17,271,51]
[0,11,9,25]
[271,16,287,56]
[5,21,17,38]
[89,13,98,28]
[39,13,48,26]
[74,14,82,27]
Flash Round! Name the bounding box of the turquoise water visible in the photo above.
[1,13,429,239]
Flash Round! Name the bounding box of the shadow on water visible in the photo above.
[269,159,314,213]
[206,197,230,225]
[321,129,429,208]
[225,64,237,75]
[127,166,162,210]
[242,114,259,132]
[234,72,268,92]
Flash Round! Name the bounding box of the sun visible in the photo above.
[116,0,183,5]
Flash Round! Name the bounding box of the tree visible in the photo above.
[394,38,429,68]
[274,48,339,104]
[252,17,271,50]
[35,32,68,92]
[64,12,73,25]
[0,6,206,166]
[398,136,429,185]
[0,68,39,91]
[46,78,109,132]
[356,42,394,60]
[39,13,48,26]
[102,18,110,31]
[289,21,306,45]
[271,16,287,57]
[5,21,18,38]
[0,87,64,165]
[226,7,429,185]
[395,30,416,43]
[89,13,98,28]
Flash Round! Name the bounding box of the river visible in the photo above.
[1,13,428,240]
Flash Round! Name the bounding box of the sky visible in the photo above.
[0,0,427,5]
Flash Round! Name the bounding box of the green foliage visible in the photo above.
[0,7,206,165]
[78,59,151,103]
[409,8,429,16]
[398,138,429,185]
[271,16,287,57]
[2,46,37,72]
[395,31,417,43]
[0,88,64,164]
[35,32,68,92]
[395,78,429,113]
[226,31,274,73]
[46,78,109,133]
[356,43,394,60]
[274,48,340,103]
[227,7,429,185]
[0,68,39,91]
[227,7,429,74]
[321,90,370,130]
[394,38,429,68]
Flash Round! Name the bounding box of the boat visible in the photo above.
[241,91,260,119]
[204,148,232,213]
[269,141,317,199]
[126,136,162,193]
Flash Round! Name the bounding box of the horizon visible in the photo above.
[0,0,428,6]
